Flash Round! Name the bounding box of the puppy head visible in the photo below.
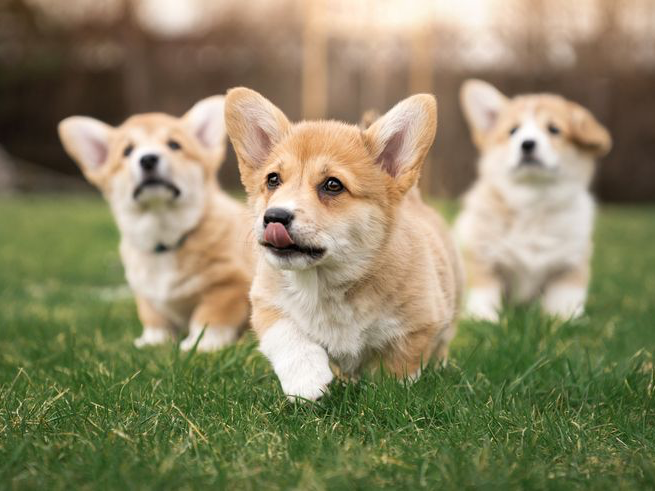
[460,79,611,186]
[58,96,227,210]
[226,87,436,272]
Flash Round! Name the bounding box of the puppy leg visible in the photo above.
[380,326,442,381]
[134,296,173,348]
[255,306,333,401]
[542,266,589,319]
[464,257,503,322]
[181,285,249,352]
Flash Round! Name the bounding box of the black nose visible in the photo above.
[521,140,536,153]
[263,207,294,226]
[140,154,159,171]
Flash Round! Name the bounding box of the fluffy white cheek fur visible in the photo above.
[259,319,334,401]
[557,147,595,187]
[320,204,386,275]
[480,145,513,182]
[465,286,502,322]
[180,324,240,352]
[541,285,586,319]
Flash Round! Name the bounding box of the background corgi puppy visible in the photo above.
[455,80,612,322]
[226,88,462,401]
[58,97,252,351]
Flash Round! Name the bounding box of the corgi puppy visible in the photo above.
[455,80,612,322]
[58,97,252,351]
[225,88,462,401]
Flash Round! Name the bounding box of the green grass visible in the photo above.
[1,195,655,490]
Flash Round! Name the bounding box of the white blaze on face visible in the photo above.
[509,116,558,171]
[130,144,172,181]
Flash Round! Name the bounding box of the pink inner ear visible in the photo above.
[89,137,108,168]
[253,126,272,164]
[378,130,404,177]
[196,120,211,148]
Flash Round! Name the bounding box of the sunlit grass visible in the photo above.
[1,194,654,489]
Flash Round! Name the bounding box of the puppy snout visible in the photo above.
[140,154,159,172]
[521,140,536,154]
[263,208,294,227]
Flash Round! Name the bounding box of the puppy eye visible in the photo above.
[548,124,560,135]
[167,139,182,150]
[322,177,344,194]
[267,172,281,189]
[509,126,519,136]
[123,144,134,157]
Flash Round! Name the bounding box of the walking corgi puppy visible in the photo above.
[58,96,252,351]
[455,80,611,321]
[225,88,462,401]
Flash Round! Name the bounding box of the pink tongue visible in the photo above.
[264,222,294,248]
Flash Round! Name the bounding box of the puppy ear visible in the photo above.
[364,94,437,194]
[224,87,290,182]
[460,79,508,146]
[58,116,113,184]
[359,109,380,130]
[569,103,612,157]
[183,95,227,161]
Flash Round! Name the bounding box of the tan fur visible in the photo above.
[59,98,253,350]
[462,89,611,157]
[456,79,611,320]
[226,87,462,399]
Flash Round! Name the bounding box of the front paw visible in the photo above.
[465,288,501,322]
[259,319,334,401]
[542,287,586,320]
[180,325,239,352]
[278,361,334,402]
[134,327,170,348]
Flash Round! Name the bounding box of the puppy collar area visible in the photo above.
[153,232,190,254]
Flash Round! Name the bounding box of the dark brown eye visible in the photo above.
[167,139,181,150]
[322,177,344,194]
[548,124,560,135]
[509,126,519,136]
[267,172,281,189]
[123,144,134,157]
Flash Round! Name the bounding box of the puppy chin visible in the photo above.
[262,246,326,271]
[511,161,559,184]
[133,184,180,205]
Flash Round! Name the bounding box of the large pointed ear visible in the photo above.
[568,102,612,157]
[224,87,291,183]
[58,116,114,184]
[363,94,437,194]
[183,95,227,163]
[460,79,508,147]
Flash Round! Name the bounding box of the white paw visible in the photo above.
[259,319,334,402]
[542,286,586,320]
[180,325,239,352]
[278,359,334,402]
[134,327,171,348]
[465,287,501,322]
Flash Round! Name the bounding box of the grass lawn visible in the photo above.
[1,194,655,490]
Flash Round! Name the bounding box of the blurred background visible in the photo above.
[0,0,653,201]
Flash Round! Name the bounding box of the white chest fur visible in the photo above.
[271,269,402,371]
[116,198,207,327]
[459,183,594,301]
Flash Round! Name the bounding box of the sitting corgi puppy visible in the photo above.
[58,97,252,351]
[225,88,462,401]
[455,80,612,322]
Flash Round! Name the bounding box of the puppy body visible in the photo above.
[455,80,611,321]
[226,89,462,400]
[59,99,252,350]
